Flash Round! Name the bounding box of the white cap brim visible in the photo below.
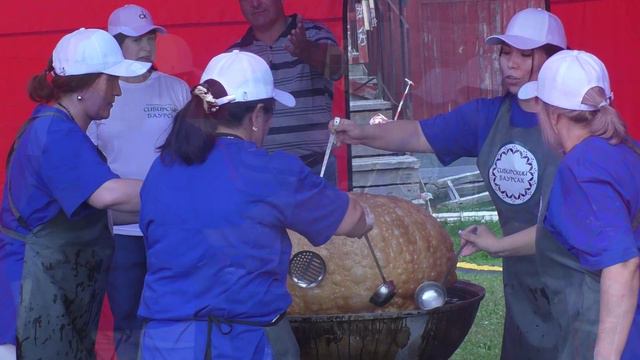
[108,25,166,37]
[274,88,296,107]
[103,59,151,77]
[517,81,539,100]
[486,35,545,50]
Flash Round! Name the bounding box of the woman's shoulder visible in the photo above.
[562,136,639,179]
[150,71,189,87]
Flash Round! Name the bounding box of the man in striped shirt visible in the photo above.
[231,0,343,183]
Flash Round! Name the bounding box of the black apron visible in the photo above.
[0,112,113,359]
[536,137,640,360]
[476,96,561,359]
[200,311,295,360]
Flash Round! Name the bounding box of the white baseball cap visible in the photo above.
[200,50,296,107]
[108,4,166,36]
[486,8,567,50]
[52,28,151,77]
[518,50,612,111]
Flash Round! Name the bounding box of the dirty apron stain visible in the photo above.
[1,112,113,359]
[477,96,560,359]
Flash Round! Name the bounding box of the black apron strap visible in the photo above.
[202,312,286,359]
[4,111,68,234]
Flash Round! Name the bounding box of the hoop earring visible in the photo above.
[76,95,83,101]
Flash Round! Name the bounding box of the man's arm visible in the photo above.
[286,17,343,80]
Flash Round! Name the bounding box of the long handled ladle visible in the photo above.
[363,234,396,307]
[414,228,475,310]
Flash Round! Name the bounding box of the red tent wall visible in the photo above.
[0,1,347,193]
[550,0,640,138]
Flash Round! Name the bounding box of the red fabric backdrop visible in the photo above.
[0,1,347,194]
[550,0,640,137]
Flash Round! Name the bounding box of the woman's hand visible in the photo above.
[459,224,500,257]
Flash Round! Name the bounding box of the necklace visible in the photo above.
[56,102,77,122]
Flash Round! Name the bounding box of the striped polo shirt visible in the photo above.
[229,14,338,158]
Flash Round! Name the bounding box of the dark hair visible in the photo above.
[28,58,101,103]
[540,44,564,58]
[159,79,275,165]
[112,32,158,72]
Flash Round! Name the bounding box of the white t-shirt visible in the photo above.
[87,71,190,236]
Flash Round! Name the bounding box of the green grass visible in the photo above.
[441,220,503,267]
[451,270,505,360]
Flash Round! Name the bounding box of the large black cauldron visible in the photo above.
[289,280,485,360]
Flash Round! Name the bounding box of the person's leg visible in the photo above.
[107,234,147,360]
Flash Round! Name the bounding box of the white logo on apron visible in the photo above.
[489,143,538,204]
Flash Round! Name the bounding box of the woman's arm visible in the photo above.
[334,194,373,238]
[332,119,432,153]
[459,224,536,257]
[594,256,640,360]
[88,178,142,212]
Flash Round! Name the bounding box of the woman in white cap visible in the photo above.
[332,8,567,358]
[137,50,373,359]
[518,49,639,359]
[0,28,149,359]
[85,5,190,358]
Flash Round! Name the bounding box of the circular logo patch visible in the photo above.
[489,144,538,204]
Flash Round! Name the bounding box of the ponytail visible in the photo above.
[28,59,56,103]
[545,86,627,145]
[159,79,275,166]
[27,58,101,104]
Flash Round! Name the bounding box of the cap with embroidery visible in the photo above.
[108,4,166,36]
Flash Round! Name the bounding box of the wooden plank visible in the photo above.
[350,99,393,112]
[353,183,421,200]
[352,155,420,171]
[351,144,395,157]
[352,167,420,187]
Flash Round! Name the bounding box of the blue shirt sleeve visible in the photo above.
[419,97,502,165]
[285,159,349,246]
[545,158,640,271]
[40,120,118,217]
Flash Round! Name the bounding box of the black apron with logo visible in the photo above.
[0,112,114,359]
[536,138,640,360]
[476,96,561,359]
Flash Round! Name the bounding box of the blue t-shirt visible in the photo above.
[419,95,538,165]
[544,136,640,359]
[0,104,117,344]
[139,137,349,323]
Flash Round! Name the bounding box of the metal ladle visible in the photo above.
[363,234,396,307]
[415,233,471,310]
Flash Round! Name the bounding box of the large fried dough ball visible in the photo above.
[288,193,455,315]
